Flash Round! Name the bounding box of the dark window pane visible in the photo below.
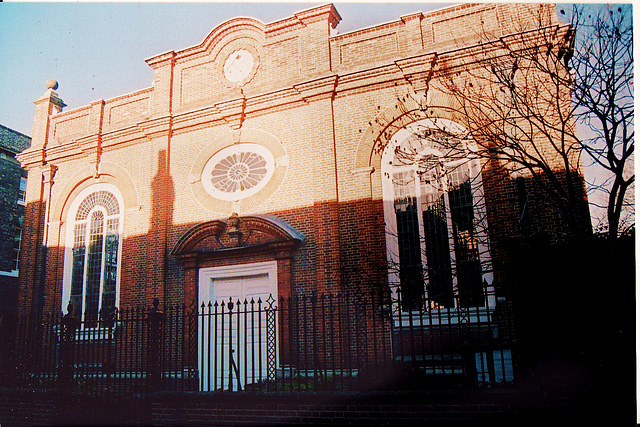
[85,211,104,324]
[102,223,119,310]
[70,223,86,314]
[448,180,483,307]
[395,198,424,310]
[422,195,454,308]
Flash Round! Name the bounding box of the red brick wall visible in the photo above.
[151,392,512,425]
[0,389,515,425]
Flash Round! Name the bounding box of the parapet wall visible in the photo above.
[36,3,558,152]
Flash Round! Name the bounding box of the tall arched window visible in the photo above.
[382,119,492,311]
[63,184,123,323]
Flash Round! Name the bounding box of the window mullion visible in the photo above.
[98,213,108,320]
[415,169,428,304]
[442,169,459,309]
[113,216,122,309]
[81,219,90,323]
[469,160,494,308]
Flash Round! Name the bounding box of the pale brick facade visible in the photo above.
[17,3,585,322]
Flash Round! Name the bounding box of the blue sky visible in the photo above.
[0,2,452,137]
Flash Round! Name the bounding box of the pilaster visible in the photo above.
[18,80,66,169]
[145,51,176,119]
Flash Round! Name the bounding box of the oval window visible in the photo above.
[201,143,275,201]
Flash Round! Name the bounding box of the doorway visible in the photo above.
[198,261,278,391]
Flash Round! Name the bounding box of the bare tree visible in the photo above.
[566,4,634,238]
[435,4,633,240]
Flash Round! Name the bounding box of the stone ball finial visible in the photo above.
[45,79,59,90]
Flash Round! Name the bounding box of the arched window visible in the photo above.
[382,119,492,311]
[63,184,123,323]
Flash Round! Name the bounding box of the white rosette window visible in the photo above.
[201,143,275,201]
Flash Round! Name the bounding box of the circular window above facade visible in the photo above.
[223,49,254,83]
[201,143,275,201]
[217,42,261,88]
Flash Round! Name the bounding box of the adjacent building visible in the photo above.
[0,125,30,315]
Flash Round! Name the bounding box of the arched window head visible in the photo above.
[63,184,123,325]
[382,119,491,311]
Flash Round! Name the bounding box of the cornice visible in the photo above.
[16,148,45,169]
[335,63,403,95]
[171,86,308,135]
[400,11,424,24]
[43,144,86,164]
[395,52,438,92]
[435,24,571,74]
[75,134,100,158]
[499,23,570,52]
[100,123,150,150]
[266,4,341,35]
[135,115,173,140]
[292,75,339,102]
[34,89,66,109]
[187,18,265,60]
[293,4,341,29]
[244,87,303,114]
[145,50,176,69]
[171,105,227,133]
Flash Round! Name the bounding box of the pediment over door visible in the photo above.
[171,215,304,261]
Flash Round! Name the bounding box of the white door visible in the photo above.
[198,262,277,391]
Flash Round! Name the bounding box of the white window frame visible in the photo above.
[13,226,22,273]
[0,227,22,277]
[62,183,124,323]
[17,176,27,206]
[381,118,494,313]
[201,143,276,202]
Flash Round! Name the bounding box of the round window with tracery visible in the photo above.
[201,143,275,201]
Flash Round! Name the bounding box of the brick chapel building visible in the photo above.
[15,4,586,383]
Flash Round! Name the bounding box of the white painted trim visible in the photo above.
[198,260,278,305]
[0,270,18,277]
[201,143,276,202]
[61,183,124,317]
[381,118,494,311]
[197,260,278,391]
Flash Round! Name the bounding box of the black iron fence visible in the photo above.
[0,287,514,396]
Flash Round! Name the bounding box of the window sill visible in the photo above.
[0,270,18,277]
[54,323,119,342]
[392,306,493,327]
